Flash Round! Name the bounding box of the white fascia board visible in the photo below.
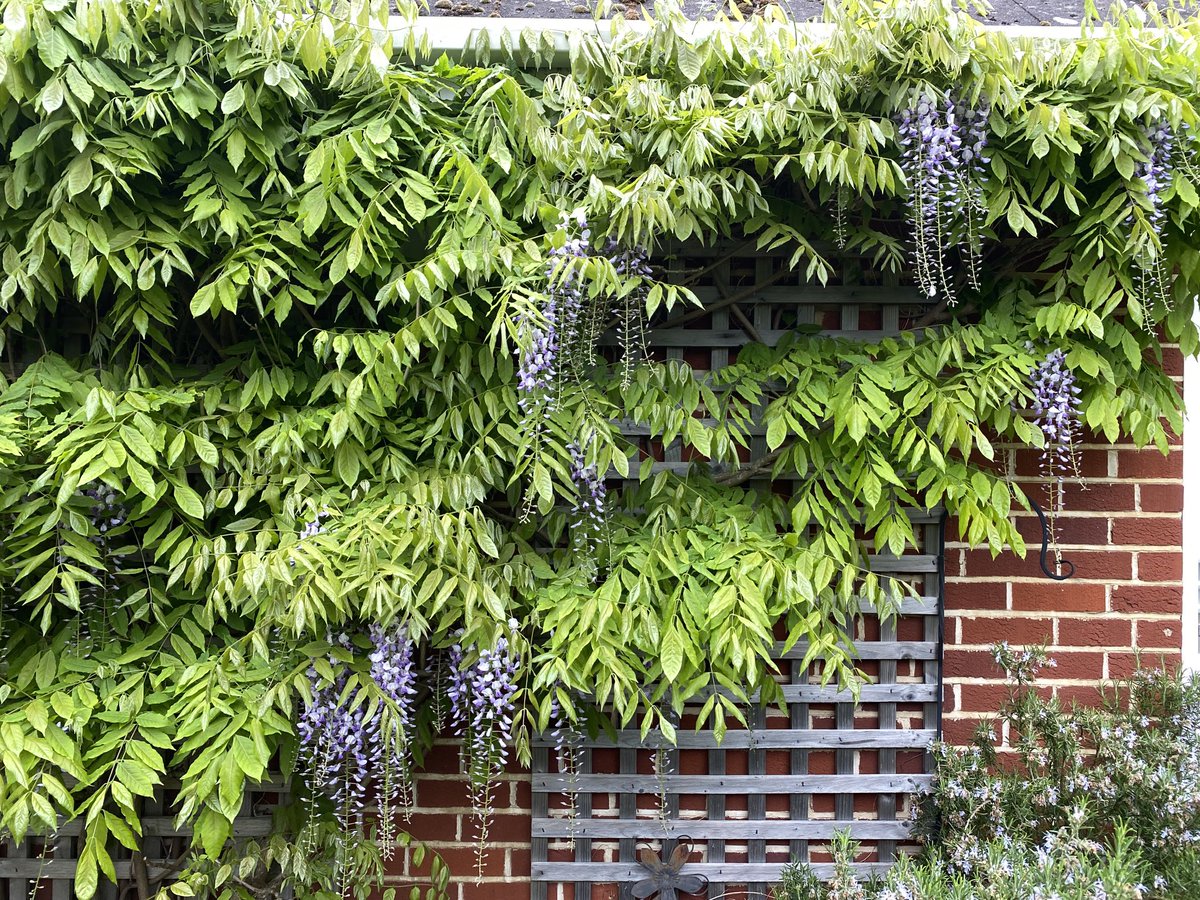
[1185,315,1200,672]
[390,16,1092,55]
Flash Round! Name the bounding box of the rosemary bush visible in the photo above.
[0,0,1198,892]
[781,654,1200,898]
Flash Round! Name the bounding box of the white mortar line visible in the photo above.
[390,17,1118,55]
[1184,309,1200,672]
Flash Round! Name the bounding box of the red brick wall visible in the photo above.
[942,346,1185,746]
[390,349,1187,900]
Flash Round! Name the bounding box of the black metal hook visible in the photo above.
[1029,497,1075,580]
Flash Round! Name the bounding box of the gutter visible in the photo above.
[390,16,1096,58]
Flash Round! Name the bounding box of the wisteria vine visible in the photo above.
[1134,117,1176,324]
[1028,347,1082,575]
[514,212,649,562]
[297,623,420,864]
[448,622,521,876]
[897,91,990,301]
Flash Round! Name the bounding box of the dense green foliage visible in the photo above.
[0,0,1198,892]
[780,656,1200,899]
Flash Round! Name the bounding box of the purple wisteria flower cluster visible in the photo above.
[298,633,371,829]
[516,212,590,427]
[568,441,606,568]
[298,624,419,857]
[1029,348,1081,510]
[368,623,419,853]
[897,91,990,301]
[447,622,520,875]
[517,212,653,415]
[1134,117,1176,321]
[605,241,652,389]
[549,695,583,841]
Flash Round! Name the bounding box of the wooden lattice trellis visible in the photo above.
[0,785,281,900]
[531,243,944,898]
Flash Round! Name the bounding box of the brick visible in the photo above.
[1159,346,1185,376]
[1139,483,1183,513]
[1137,551,1183,582]
[513,778,531,808]
[1015,482,1135,512]
[1054,685,1107,708]
[419,744,462,774]
[944,580,1007,611]
[1015,514,1108,546]
[415,777,471,809]
[509,848,532,877]
[402,812,459,843]
[1117,449,1182,479]
[1013,449,1109,479]
[1110,583,1182,614]
[955,683,1012,715]
[1111,516,1181,547]
[963,549,1132,580]
[1037,650,1105,680]
[959,615,1053,646]
[1136,619,1181,650]
[941,717,998,747]
[943,648,1003,680]
[1108,651,1182,679]
[462,882,527,900]
[1011,582,1106,613]
[1058,616,1132,648]
[485,813,533,843]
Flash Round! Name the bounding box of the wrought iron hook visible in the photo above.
[1029,497,1075,581]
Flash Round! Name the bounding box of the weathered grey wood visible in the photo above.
[689,285,924,306]
[775,641,939,661]
[925,520,945,773]
[528,250,946,894]
[704,682,938,704]
[46,817,275,839]
[574,748,593,900]
[878,614,899,864]
[531,862,898,882]
[619,746,637,900]
[534,729,935,750]
[791,660,810,867]
[747,703,767,899]
[530,746,550,900]
[533,774,932,794]
[0,860,179,879]
[602,328,911,348]
[531,819,915,840]
[705,744,725,900]
[5,836,28,900]
[835,700,855,822]
[52,831,73,900]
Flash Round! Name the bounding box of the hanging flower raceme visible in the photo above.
[568,441,607,572]
[604,240,652,389]
[897,91,990,302]
[1134,117,1175,321]
[297,624,421,858]
[368,622,419,855]
[516,212,590,426]
[297,633,373,832]
[1029,348,1081,511]
[448,623,521,877]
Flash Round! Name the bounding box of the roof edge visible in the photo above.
[390,15,1100,57]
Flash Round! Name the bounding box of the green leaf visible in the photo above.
[660,624,685,682]
[221,82,245,114]
[174,483,206,520]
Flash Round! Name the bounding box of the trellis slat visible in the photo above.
[533,775,932,794]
